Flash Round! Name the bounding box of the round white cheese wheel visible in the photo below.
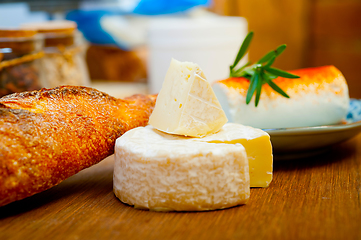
[113,126,250,211]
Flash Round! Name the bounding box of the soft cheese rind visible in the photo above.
[149,58,228,137]
[191,123,273,187]
[113,126,250,211]
[213,65,349,129]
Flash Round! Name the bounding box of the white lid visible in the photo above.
[148,16,247,45]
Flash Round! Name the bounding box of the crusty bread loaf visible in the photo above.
[0,86,156,207]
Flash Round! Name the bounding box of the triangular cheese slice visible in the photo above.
[149,58,228,137]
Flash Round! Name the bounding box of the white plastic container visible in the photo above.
[147,16,248,94]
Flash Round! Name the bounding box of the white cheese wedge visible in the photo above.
[113,126,250,211]
[191,123,273,187]
[148,58,228,137]
[213,65,349,129]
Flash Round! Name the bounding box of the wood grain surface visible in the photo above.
[1,133,361,240]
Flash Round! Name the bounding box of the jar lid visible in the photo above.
[21,21,78,47]
[0,29,42,54]
[0,29,37,38]
[148,16,247,48]
[21,20,77,35]
[148,16,247,40]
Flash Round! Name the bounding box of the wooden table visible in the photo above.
[1,131,361,240]
[1,83,361,240]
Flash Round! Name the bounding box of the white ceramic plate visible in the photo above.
[264,99,361,160]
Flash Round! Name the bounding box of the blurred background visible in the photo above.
[0,0,360,98]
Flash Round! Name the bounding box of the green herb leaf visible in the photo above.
[230,61,252,77]
[243,67,256,76]
[230,32,253,70]
[275,44,287,56]
[246,73,258,104]
[229,32,299,106]
[267,73,278,79]
[257,44,286,64]
[264,56,276,69]
[255,71,262,106]
[265,67,300,78]
[264,74,290,98]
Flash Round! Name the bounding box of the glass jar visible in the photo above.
[0,29,44,98]
[21,21,90,88]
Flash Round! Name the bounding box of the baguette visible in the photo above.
[0,86,156,207]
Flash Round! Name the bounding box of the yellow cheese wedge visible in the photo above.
[148,58,228,137]
[192,123,273,187]
[113,126,250,211]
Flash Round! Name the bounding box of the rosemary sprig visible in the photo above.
[230,31,300,106]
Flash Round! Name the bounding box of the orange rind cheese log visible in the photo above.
[213,65,349,129]
[0,86,156,207]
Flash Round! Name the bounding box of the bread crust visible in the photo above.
[0,86,156,207]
